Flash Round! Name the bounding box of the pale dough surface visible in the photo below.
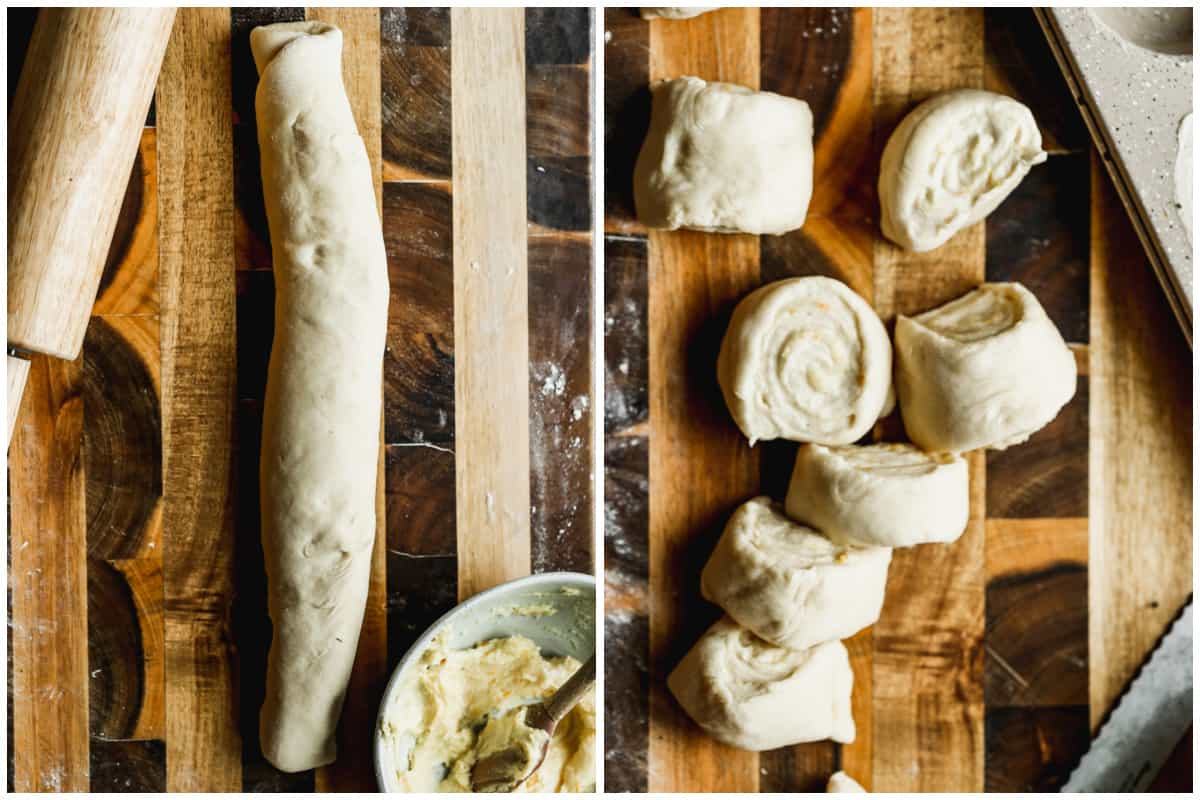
[252,22,389,772]
[667,617,855,751]
[879,89,1047,252]
[379,634,596,793]
[640,7,716,19]
[1177,112,1192,244]
[717,276,892,445]
[827,771,867,792]
[701,497,891,650]
[786,443,969,547]
[634,76,813,234]
[895,282,1077,453]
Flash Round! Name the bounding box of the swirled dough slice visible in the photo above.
[252,22,389,772]
[668,617,855,750]
[895,282,1076,453]
[640,7,717,19]
[827,771,867,792]
[880,89,1047,252]
[785,443,968,547]
[700,497,891,650]
[633,77,813,234]
[717,277,892,445]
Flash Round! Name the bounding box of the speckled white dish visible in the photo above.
[1038,7,1193,344]
[373,571,595,791]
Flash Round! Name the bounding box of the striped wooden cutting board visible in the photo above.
[603,7,1192,793]
[8,7,594,792]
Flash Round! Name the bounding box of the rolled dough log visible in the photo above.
[700,497,891,650]
[879,89,1046,252]
[252,21,389,773]
[785,443,969,547]
[717,276,892,445]
[895,282,1076,453]
[668,617,855,750]
[633,76,813,234]
[640,7,717,19]
[827,771,867,792]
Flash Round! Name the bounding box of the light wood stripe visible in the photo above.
[1088,152,1192,730]
[450,8,532,599]
[870,8,986,793]
[10,355,90,792]
[7,354,30,443]
[647,7,761,793]
[157,8,241,791]
[304,7,387,792]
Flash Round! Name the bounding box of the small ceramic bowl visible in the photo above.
[373,571,596,791]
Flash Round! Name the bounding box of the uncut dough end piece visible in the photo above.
[640,7,717,19]
[879,89,1046,252]
[700,497,891,649]
[827,770,867,792]
[895,282,1076,453]
[252,21,389,773]
[717,276,892,445]
[633,76,813,235]
[667,617,855,750]
[785,443,969,548]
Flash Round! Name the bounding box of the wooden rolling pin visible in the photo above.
[7,8,176,444]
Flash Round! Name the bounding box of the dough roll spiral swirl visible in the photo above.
[718,276,892,445]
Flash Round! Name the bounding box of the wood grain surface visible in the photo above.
[8,7,594,791]
[603,6,1192,793]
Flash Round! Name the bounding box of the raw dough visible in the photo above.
[633,77,813,234]
[828,771,867,793]
[1177,112,1192,244]
[717,276,893,445]
[379,634,596,793]
[668,617,855,750]
[252,22,389,772]
[895,282,1076,453]
[700,497,891,650]
[785,443,969,547]
[640,7,716,19]
[879,89,1047,252]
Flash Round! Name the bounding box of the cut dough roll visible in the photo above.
[785,444,969,547]
[700,497,891,649]
[667,617,855,751]
[880,89,1047,252]
[252,22,389,773]
[633,77,813,234]
[827,771,867,793]
[895,282,1076,453]
[640,7,717,19]
[717,276,893,445]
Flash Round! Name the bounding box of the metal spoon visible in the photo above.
[470,653,596,792]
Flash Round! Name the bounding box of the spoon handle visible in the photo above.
[542,653,596,726]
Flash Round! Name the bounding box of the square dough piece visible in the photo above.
[633,76,813,235]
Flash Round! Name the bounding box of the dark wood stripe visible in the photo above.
[986,153,1091,343]
[381,7,451,181]
[604,434,649,792]
[526,8,595,575]
[89,739,166,792]
[602,8,649,233]
[760,7,853,141]
[385,445,458,667]
[527,235,594,573]
[95,131,159,314]
[986,561,1088,707]
[987,378,1088,518]
[383,182,455,446]
[603,234,648,435]
[984,706,1089,791]
[83,318,162,560]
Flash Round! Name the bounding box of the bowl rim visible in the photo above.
[372,570,596,792]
